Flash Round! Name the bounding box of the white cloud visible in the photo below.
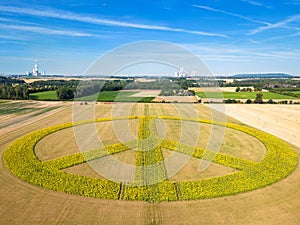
[247,39,261,44]
[0,34,27,41]
[193,5,270,25]
[285,0,300,5]
[0,17,35,25]
[263,32,300,41]
[183,43,300,63]
[249,14,300,35]
[241,0,264,7]
[0,24,93,37]
[0,6,227,38]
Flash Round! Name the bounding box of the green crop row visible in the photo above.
[45,141,135,170]
[124,181,178,202]
[129,117,171,201]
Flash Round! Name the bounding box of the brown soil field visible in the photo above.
[161,120,266,161]
[153,96,197,103]
[0,101,299,224]
[224,104,300,147]
[121,89,161,97]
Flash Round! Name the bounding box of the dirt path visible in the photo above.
[224,105,300,147]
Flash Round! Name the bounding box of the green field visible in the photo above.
[290,91,300,95]
[30,90,154,102]
[0,101,39,115]
[196,91,297,99]
[97,91,152,102]
[30,90,58,100]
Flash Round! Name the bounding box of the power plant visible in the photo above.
[175,68,196,77]
[27,60,41,77]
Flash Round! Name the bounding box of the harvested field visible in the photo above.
[121,89,161,97]
[0,101,299,224]
[153,96,197,103]
[164,149,237,181]
[160,120,266,161]
[224,104,300,147]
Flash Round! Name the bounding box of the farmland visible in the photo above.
[0,102,300,224]
[0,101,40,116]
[224,104,300,147]
[30,90,155,102]
[0,100,62,126]
[196,91,296,99]
[30,89,298,102]
[29,90,58,100]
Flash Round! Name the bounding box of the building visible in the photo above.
[27,60,41,77]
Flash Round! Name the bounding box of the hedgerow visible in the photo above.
[3,116,298,202]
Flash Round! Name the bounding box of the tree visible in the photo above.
[224,99,238,104]
[246,87,253,92]
[188,89,195,96]
[254,93,263,104]
[254,86,262,92]
[246,99,252,104]
[235,87,240,92]
[56,87,74,100]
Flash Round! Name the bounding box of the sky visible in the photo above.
[0,0,300,76]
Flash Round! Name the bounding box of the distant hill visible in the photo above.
[231,73,294,79]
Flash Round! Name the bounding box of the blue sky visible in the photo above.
[0,0,300,75]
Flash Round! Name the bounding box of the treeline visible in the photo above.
[7,76,300,101]
[36,79,199,100]
[0,76,28,99]
[76,80,132,97]
[269,87,300,98]
[0,84,29,100]
[0,77,198,100]
[123,79,197,90]
[235,87,262,92]
[28,80,79,93]
[0,76,25,85]
[224,78,300,89]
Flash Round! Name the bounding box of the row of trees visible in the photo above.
[0,76,25,85]
[56,88,74,100]
[235,87,262,92]
[0,84,29,100]
[223,93,263,104]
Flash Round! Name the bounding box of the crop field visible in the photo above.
[0,101,62,126]
[29,90,58,100]
[224,104,300,147]
[0,101,39,116]
[196,91,296,99]
[31,90,155,102]
[96,91,154,102]
[0,102,300,224]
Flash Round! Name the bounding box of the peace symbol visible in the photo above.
[4,116,298,202]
